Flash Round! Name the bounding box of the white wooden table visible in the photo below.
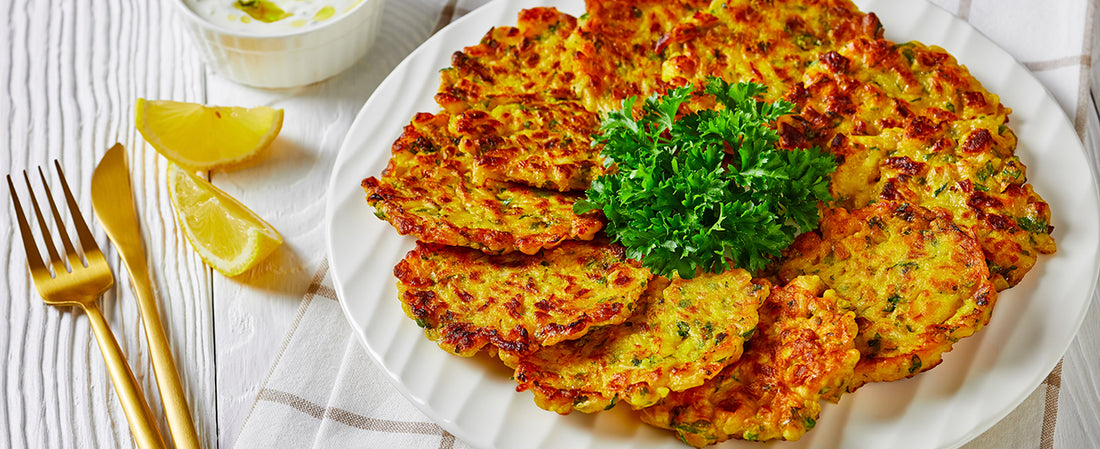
[2,0,1098,448]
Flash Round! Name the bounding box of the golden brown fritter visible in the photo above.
[568,0,711,111]
[778,36,1010,150]
[821,118,1054,289]
[658,0,879,103]
[394,239,651,357]
[838,39,1009,123]
[432,8,605,192]
[638,275,860,446]
[509,269,769,414]
[781,37,1055,289]
[447,100,602,191]
[435,7,580,111]
[865,121,1054,290]
[778,202,998,392]
[361,111,603,255]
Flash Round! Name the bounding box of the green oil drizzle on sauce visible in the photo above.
[235,0,291,23]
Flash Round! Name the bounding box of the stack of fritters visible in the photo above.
[639,276,860,446]
[509,269,769,414]
[784,37,1056,289]
[361,110,603,255]
[435,8,601,192]
[394,239,651,357]
[362,0,1056,444]
[778,202,998,392]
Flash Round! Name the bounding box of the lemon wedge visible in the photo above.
[167,163,283,277]
[136,99,284,171]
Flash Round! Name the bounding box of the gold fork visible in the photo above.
[8,162,168,449]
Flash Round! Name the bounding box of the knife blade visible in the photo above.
[91,143,202,449]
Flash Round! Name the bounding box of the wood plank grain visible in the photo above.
[2,0,215,447]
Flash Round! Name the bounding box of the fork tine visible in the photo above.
[38,166,85,270]
[54,160,104,263]
[7,175,51,282]
[22,170,68,276]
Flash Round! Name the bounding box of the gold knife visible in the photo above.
[92,143,202,449]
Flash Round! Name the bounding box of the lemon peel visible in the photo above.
[167,163,283,277]
[137,99,283,171]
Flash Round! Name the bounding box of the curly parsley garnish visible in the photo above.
[575,77,837,278]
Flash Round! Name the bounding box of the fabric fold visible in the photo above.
[234,261,470,449]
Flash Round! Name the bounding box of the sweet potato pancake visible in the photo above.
[778,201,997,391]
[394,239,650,357]
[639,275,860,446]
[509,269,769,414]
[361,111,603,254]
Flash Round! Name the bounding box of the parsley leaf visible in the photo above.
[575,77,837,278]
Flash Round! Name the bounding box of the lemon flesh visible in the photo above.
[137,99,284,171]
[167,164,283,277]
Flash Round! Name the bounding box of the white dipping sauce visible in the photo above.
[184,0,362,34]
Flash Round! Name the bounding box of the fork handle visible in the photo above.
[83,303,169,449]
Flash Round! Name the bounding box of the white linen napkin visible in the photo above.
[233,261,472,449]
[233,1,1097,448]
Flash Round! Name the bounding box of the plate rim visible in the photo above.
[323,1,1100,448]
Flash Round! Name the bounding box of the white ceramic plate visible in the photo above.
[325,1,1100,448]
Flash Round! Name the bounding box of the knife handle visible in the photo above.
[128,269,202,449]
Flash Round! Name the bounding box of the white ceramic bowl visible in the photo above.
[174,0,386,89]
